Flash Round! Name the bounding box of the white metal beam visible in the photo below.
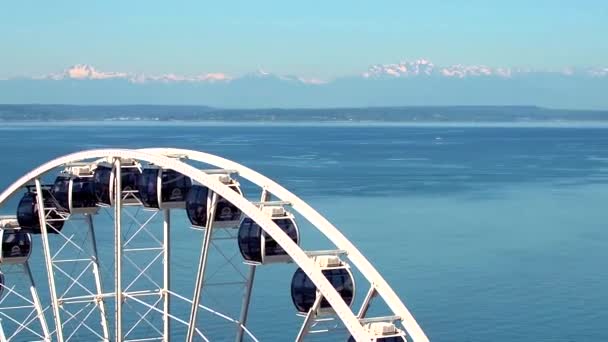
[35,178,64,342]
[185,192,218,342]
[86,213,111,340]
[114,158,124,341]
[163,208,171,341]
[24,262,51,340]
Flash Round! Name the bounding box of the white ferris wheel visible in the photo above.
[0,148,428,342]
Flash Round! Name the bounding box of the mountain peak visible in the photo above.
[363,58,435,78]
[62,64,128,80]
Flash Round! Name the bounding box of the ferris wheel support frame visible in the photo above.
[0,148,429,341]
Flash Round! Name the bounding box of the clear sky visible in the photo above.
[1,0,606,79]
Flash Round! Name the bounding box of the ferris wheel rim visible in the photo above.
[0,148,428,341]
[138,147,429,342]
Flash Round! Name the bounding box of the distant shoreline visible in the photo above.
[3,120,608,129]
[1,104,607,124]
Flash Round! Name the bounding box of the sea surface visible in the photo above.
[0,122,607,341]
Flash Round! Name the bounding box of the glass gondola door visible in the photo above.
[186,185,209,227]
[0,229,32,264]
[93,165,113,206]
[290,255,355,315]
[238,206,300,265]
[95,161,142,206]
[53,166,98,214]
[140,167,192,210]
[139,168,160,209]
[186,174,243,229]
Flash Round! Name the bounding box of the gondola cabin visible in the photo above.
[291,255,355,316]
[238,206,299,264]
[52,166,98,214]
[138,167,192,210]
[348,323,407,342]
[17,188,66,234]
[185,175,243,229]
[0,229,32,264]
[93,161,141,206]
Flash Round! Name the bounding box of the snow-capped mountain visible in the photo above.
[45,64,232,83]
[362,59,607,79]
[36,60,608,85]
[363,59,435,78]
[45,64,129,80]
[362,60,513,78]
[2,60,607,109]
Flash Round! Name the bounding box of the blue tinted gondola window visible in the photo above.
[291,267,354,313]
[52,176,71,209]
[94,166,112,205]
[186,185,209,227]
[17,192,37,229]
[71,177,96,208]
[139,169,159,208]
[291,268,318,313]
[319,269,354,309]
[238,218,262,262]
[121,167,140,193]
[161,170,191,203]
[264,218,297,256]
[214,199,241,222]
[2,231,31,259]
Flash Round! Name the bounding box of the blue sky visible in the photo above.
[1,0,606,78]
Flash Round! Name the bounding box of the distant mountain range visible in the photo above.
[1,104,607,123]
[1,60,607,109]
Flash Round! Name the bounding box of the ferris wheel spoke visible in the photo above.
[162,208,171,341]
[186,191,218,342]
[35,178,65,342]
[114,157,124,341]
[85,213,111,341]
[235,264,256,342]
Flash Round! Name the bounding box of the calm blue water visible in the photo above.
[1,123,607,341]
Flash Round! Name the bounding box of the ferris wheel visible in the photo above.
[0,148,429,342]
